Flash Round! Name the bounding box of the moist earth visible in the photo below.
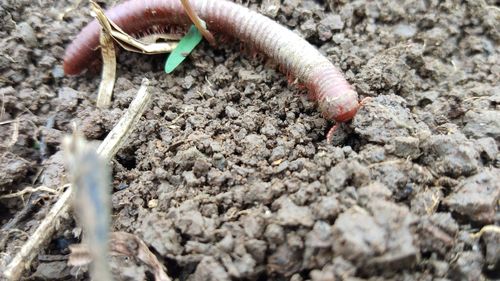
[1,0,499,280]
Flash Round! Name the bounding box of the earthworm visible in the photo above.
[63,0,360,138]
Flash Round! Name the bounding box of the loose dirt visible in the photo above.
[1,0,499,280]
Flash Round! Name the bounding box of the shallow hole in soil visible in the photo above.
[115,154,137,170]
[0,203,13,222]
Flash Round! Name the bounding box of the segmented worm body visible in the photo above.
[63,0,359,123]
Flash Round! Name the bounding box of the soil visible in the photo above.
[0,0,499,280]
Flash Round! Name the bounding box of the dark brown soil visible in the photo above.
[1,0,499,280]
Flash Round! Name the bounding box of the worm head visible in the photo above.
[319,89,359,123]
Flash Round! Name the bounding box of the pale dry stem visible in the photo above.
[96,31,116,108]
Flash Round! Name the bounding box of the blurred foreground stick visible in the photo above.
[3,78,152,281]
[63,133,113,281]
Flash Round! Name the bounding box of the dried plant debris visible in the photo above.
[69,232,171,281]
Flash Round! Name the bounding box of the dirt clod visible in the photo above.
[443,169,500,224]
[332,199,417,275]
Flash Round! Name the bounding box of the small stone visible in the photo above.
[33,261,71,279]
[39,55,56,68]
[182,75,195,89]
[260,121,278,137]
[57,87,79,110]
[393,23,417,38]
[182,171,200,187]
[225,105,239,118]
[242,214,265,238]
[275,197,314,227]
[305,221,333,248]
[300,18,317,38]
[321,14,344,30]
[358,182,392,205]
[174,147,206,170]
[260,0,280,18]
[52,65,65,78]
[317,14,343,41]
[16,22,38,48]
[359,145,386,163]
[311,195,340,220]
[238,69,261,82]
[217,233,234,251]
[213,153,226,170]
[193,159,210,177]
[147,199,158,208]
[243,134,265,147]
[270,146,286,162]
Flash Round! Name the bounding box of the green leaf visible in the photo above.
[165,24,203,73]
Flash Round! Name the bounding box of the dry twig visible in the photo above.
[470,225,500,239]
[0,185,59,200]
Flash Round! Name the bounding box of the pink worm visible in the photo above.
[63,0,359,124]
